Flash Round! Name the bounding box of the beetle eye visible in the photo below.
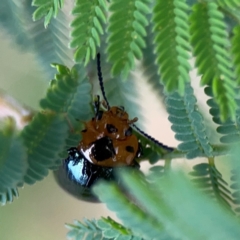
[125,127,132,136]
[106,124,118,133]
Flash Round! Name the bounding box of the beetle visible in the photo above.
[55,54,143,201]
[55,53,174,201]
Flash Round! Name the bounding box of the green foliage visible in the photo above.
[141,25,164,97]
[232,25,240,84]
[40,64,92,120]
[153,0,191,93]
[0,0,72,77]
[21,112,69,184]
[2,0,240,239]
[190,2,237,121]
[205,86,240,144]
[26,7,73,77]
[0,118,27,205]
[1,64,92,192]
[166,83,213,159]
[189,161,234,212]
[70,0,107,65]
[229,146,240,213]
[20,64,92,185]
[107,0,150,78]
[66,217,143,240]
[0,0,31,49]
[94,181,168,239]
[66,219,107,240]
[32,0,64,27]
[93,170,240,240]
[217,0,240,8]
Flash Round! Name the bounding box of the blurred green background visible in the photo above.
[0,32,116,240]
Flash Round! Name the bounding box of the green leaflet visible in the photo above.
[141,23,164,97]
[70,0,107,65]
[0,118,27,205]
[107,0,151,78]
[0,0,73,78]
[116,170,182,239]
[229,146,240,213]
[0,0,32,49]
[216,0,240,8]
[93,180,169,240]
[205,86,240,144]
[190,2,237,121]
[40,64,92,121]
[66,219,106,240]
[156,171,240,238]
[231,25,240,84]
[32,0,64,27]
[0,188,19,206]
[152,0,191,93]
[94,170,240,239]
[98,217,132,238]
[21,113,69,184]
[165,83,213,159]
[189,162,235,213]
[66,218,142,240]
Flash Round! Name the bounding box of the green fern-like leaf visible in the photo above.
[0,118,27,204]
[0,0,73,78]
[165,83,213,159]
[20,63,93,184]
[230,168,240,215]
[205,86,240,144]
[189,161,234,213]
[97,217,133,238]
[107,0,151,78]
[39,63,92,159]
[152,0,191,93]
[93,178,169,240]
[217,0,240,9]
[94,169,240,239]
[21,112,69,184]
[32,0,64,27]
[232,25,240,84]
[227,146,240,213]
[40,64,93,121]
[70,0,107,65]
[0,188,19,206]
[66,219,107,240]
[66,217,142,240]
[26,7,73,77]
[141,23,164,97]
[190,2,237,120]
[0,0,31,49]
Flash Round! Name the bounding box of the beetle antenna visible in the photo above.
[97,53,110,110]
[133,124,174,152]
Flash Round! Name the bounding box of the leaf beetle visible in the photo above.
[55,53,174,201]
[55,54,143,201]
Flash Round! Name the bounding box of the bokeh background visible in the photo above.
[0,29,179,240]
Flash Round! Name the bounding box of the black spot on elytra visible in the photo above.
[92,137,116,161]
[126,146,134,153]
[82,129,87,132]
